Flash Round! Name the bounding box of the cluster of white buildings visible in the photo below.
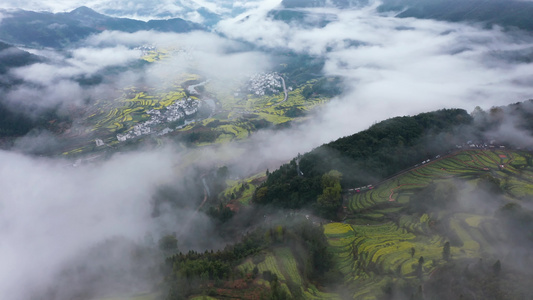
[456,140,502,149]
[116,98,199,142]
[135,44,157,56]
[248,72,282,96]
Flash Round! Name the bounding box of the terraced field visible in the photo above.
[347,149,527,214]
[54,46,338,160]
[327,149,533,299]
[61,73,202,156]
[203,79,330,143]
[141,49,172,62]
[88,87,189,134]
[61,73,332,158]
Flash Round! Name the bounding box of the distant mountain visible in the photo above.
[97,3,223,27]
[0,41,41,74]
[274,0,533,32]
[280,0,369,9]
[0,42,44,137]
[270,0,369,27]
[0,6,205,48]
[268,9,337,28]
[378,0,533,32]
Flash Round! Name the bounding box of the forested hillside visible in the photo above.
[163,218,335,300]
[253,108,475,218]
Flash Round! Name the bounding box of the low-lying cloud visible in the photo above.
[84,30,272,84]
[0,148,175,299]
[4,45,142,113]
[0,144,240,299]
[2,30,272,117]
[215,3,533,151]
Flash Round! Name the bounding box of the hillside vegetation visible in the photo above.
[166,102,533,299]
[166,148,533,300]
[326,149,533,299]
[202,102,533,299]
[253,108,474,218]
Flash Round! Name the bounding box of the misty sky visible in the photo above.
[2,0,533,299]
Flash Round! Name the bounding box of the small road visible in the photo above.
[197,177,210,212]
[280,76,288,104]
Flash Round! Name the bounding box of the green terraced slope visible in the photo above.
[326,149,533,300]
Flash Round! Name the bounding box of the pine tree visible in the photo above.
[442,241,451,261]
[417,256,424,279]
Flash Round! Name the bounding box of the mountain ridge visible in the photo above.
[0,6,205,48]
[275,0,533,32]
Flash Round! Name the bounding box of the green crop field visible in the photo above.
[273,247,303,285]
[222,172,266,205]
[86,86,189,135]
[141,49,171,62]
[327,150,533,299]
[235,245,343,299]
[256,253,287,281]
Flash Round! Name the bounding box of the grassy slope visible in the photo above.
[235,247,341,300]
[223,172,266,206]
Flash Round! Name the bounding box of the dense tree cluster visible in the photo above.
[182,127,220,144]
[164,220,332,299]
[301,108,473,186]
[316,170,343,219]
[207,202,235,223]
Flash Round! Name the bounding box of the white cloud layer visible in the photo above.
[217,4,533,146]
[5,31,271,114]
[0,149,176,299]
